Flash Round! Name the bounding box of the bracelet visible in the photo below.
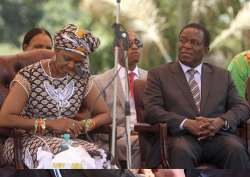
[34,118,46,134]
[81,119,96,132]
[34,119,38,134]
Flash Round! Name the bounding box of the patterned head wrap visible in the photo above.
[54,24,100,59]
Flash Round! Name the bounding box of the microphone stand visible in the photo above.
[122,32,132,168]
[111,0,132,168]
[111,0,121,160]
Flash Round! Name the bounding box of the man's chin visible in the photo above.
[128,61,139,68]
[129,57,139,63]
[179,59,196,67]
[129,53,140,59]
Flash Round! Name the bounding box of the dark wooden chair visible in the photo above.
[133,79,249,168]
[133,79,169,168]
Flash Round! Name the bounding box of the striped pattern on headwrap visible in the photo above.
[54,24,100,58]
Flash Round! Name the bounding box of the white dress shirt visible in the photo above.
[179,61,203,129]
[118,64,139,129]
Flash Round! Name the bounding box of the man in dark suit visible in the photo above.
[143,23,250,168]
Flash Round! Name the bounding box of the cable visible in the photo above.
[89,65,123,114]
[84,63,124,143]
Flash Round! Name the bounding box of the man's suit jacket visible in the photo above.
[94,67,147,138]
[144,61,249,135]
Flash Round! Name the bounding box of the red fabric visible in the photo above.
[128,71,136,97]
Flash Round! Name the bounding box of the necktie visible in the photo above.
[128,72,136,98]
[187,69,201,112]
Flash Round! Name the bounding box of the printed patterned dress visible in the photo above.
[2,59,112,168]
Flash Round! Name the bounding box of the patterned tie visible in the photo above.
[128,71,136,98]
[187,69,201,112]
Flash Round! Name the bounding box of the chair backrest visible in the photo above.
[134,79,146,123]
[134,79,150,165]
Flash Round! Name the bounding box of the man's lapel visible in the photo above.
[117,75,125,110]
[200,64,213,113]
[171,62,199,113]
[110,68,125,110]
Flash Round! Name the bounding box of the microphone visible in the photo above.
[121,32,130,51]
[120,32,144,49]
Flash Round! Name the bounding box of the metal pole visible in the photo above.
[111,0,121,159]
[123,34,132,168]
[112,0,132,168]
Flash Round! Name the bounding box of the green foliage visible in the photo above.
[1,0,250,71]
[0,0,116,73]
[0,0,45,46]
[39,0,92,35]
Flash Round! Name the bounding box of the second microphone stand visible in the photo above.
[122,32,132,169]
[112,0,132,169]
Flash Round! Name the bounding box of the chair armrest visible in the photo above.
[89,124,113,153]
[91,124,112,134]
[134,123,166,133]
[134,123,170,168]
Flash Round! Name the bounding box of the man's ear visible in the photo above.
[204,46,209,55]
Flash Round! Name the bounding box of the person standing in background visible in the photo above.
[22,27,53,51]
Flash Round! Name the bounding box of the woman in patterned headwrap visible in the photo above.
[0,24,112,168]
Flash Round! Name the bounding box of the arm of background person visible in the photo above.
[228,52,250,99]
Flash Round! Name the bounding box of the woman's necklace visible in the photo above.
[43,59,75,118]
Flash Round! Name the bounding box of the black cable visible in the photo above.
[82,64,122,142]
[89,65,123,115]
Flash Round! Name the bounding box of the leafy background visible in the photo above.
[0,0,250,74]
